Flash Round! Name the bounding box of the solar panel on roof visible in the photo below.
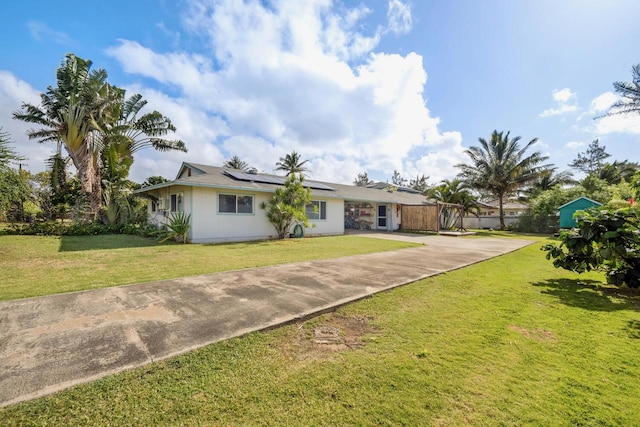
[223,170,334,191]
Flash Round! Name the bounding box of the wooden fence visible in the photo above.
[400,205,439,232]
[400,203,464,232]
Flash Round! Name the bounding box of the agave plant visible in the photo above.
[160,212,191,243]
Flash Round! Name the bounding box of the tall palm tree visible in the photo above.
[456,130,549,229]
[13,54,114,216]
[223,155,250,171]
[275,150,309,176]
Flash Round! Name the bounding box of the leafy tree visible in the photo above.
[568,139,610,175]
[457,130,549,229]
[542,207,640,288]
[260,173,312,239]
[391,169,407,187]
[0,168,33,222]
[141,175,169,187]
[275,151,309,176]
[605,63,640,117]
[427,178,480,216]
[353,171,373,187]
[223,155,250,171]
[409,174,430,194]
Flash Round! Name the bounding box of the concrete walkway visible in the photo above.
[0,234,533,407]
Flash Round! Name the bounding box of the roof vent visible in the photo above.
[247,168,258,174]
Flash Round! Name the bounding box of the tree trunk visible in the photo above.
[499,194,505,230]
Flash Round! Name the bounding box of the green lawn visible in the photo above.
[0,234,419,301]
[2,238,638,425]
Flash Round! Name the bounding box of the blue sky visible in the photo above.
[1,0,639,184]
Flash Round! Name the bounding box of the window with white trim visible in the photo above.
[218,193,254,214]
[170,193,184,212]
[306,201,327,220]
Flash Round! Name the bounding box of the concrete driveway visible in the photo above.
[0,234,533,407]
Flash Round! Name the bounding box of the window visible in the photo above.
[306,201,327,220]
[170,193,183,212]
[218,193,254,214]
[151,200,158,212]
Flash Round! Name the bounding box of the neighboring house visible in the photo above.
[135,162,434,243]
[558,197,602,228]
[365,182,422,194]
[463,200,530,229]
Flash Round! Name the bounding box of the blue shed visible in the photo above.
[558,197,602,228]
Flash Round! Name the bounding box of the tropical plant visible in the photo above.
[223,155,250,171]
[275,151,309,176]
[260,173,312,239]
[595,160,639,185]
[604,63,640,117]
[353,171,373,187]
[456,130,549,229]
[13,54,115,216]
[525,167,576,198]
[159,212,191,243]
[542,207,640,288]
[13,54,185,221]
[427,178,480,216]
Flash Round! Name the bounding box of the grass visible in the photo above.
[0,234,419,301]
[2,238,639,425]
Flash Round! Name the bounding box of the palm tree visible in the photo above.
[605,64,640,117]
[13,54,114,216]
[275,150,309,176]
[223,155,250,171]
[456,130,549,229]
[595,160,639,185]
[525,167,575,198]
[427,178,480,216]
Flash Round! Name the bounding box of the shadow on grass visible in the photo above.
[627,320,640,339]
[532,278,640,312]
[59,235,165,252]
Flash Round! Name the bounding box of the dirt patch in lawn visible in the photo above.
[509,325,558,343]
[278,312,379,362]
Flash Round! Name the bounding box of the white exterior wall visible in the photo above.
[463,215,520,229]
[147,187,345,243]
[305,197,344,237]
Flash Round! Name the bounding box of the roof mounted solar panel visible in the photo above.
[223,170,334,191]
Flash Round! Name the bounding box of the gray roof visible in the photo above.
[136,162,434,205]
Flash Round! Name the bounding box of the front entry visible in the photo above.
[377,204,387,229]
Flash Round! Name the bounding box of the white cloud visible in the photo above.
[589,91,617,113]
[565,141,585,149]
[106,0,459,184]
[27,21,75,46]
[0,71,54,173]
[594,114,640,135]
[540,88,579,117]
[387,0,412,35]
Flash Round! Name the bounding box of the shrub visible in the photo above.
[542,207,640,288]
